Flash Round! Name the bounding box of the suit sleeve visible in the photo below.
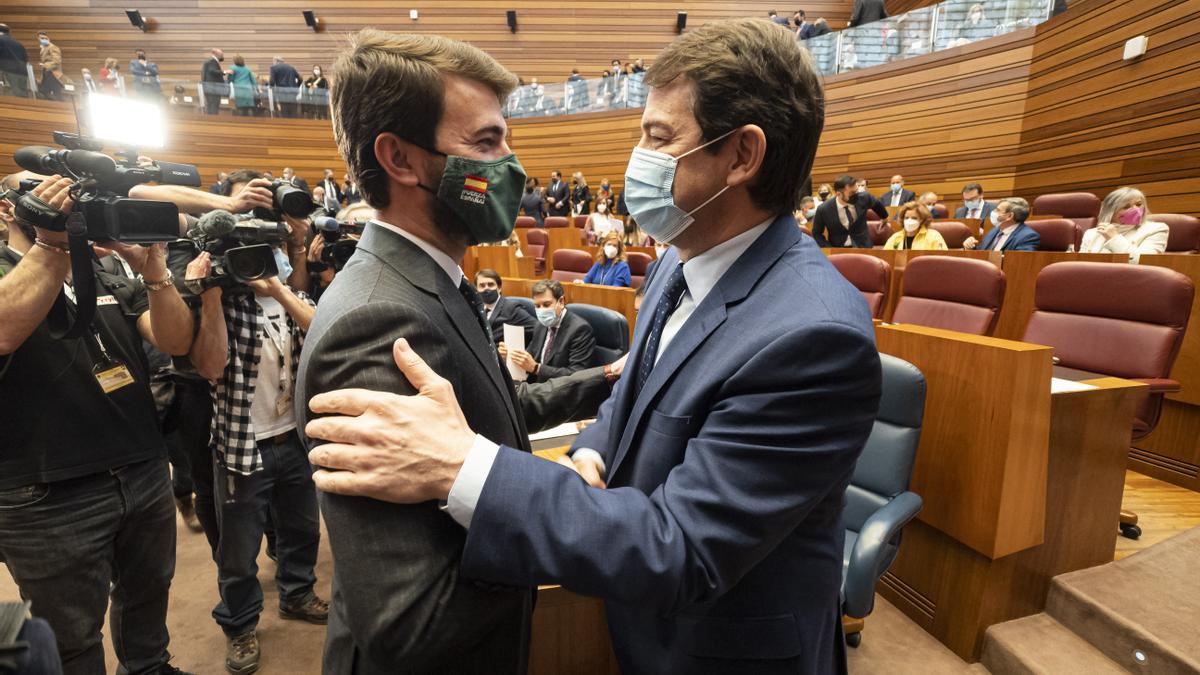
[1013,228,1040,252]
[461,322,880,613]
[301,302,518,671]
[539,320,595,379]
[517,366,610,433]
[811,208,831,247]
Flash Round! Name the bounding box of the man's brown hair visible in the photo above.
[331,29,519,210]
[646,18,824,214]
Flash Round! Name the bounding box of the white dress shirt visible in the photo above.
[991,223,1018,250]
[445,217,775,528]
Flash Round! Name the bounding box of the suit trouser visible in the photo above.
[0,458,176,675]
[212,430,320,636]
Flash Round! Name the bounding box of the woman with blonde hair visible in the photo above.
[1079,187,1169,262]
[884,202,947,250]
[571,171,592,214]
[581,231,632,287]
[99,57,122,94]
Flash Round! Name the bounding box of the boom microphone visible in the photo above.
[13,145,118,181]
[194,209,238,238]
[13,146,58,175]
[314,216,339,232]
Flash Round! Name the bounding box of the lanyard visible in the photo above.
[259,308,293,394]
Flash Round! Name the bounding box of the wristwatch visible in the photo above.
[144,270,175,292]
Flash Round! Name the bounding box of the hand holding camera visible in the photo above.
[227,178,274,215]
[25,175,75,246]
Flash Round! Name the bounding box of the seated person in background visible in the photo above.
[812,173,888,248]
[1079,187,1169,262]
[955,182,996,221]
[884,202,948,250]
[584,201,621,243]
[919,191,943,215]
[581,232,632,287]
[498,279,595,383]
[475,268,537,346]
[885,174,917,208]
[795,195,816,226]
[964,197,1041,251]
[953,3,994,46]
[621,218,649,247]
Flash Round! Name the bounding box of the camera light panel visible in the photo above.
[88,94,166,149]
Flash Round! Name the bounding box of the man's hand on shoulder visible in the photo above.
[306,337,477,503]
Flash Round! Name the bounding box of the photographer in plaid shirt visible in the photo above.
[186,170,328,674]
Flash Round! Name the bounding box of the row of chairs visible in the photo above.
[547,249,655,288]
[832,254,1194,540]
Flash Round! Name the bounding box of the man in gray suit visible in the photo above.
[295,29,535,674]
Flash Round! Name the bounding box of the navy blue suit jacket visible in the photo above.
[461,215,882,673]
[978,221,1041,252]
[954,201,997,223]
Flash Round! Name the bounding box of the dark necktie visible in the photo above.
[457,277,493,346]
[637,264,688,394]
[542,326,559,361]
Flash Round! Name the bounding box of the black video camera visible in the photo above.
[253,180,313,223]
[10,136,200,244]
[180,209,289,293]
[313,216,366,271]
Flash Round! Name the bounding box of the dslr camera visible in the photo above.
[313,216,365,272]
[254,180,313,222]
[9,132,199,244]
[179,209,289,293]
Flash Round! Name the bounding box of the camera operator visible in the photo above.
[0,173,195,675]
[129,171,276,218]
[183,172,326,672]
[305,201,372,300]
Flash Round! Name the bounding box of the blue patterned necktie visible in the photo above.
[636,263,688,394]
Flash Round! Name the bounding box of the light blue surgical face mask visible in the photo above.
[805,208,816,219]
[965,199,982,210]
[989,209,1003,226]
[274,247,293,283]
[623,128,737,243]
[891,182,902,193]
[536,306,558,327]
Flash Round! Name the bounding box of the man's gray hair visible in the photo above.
[1003,197,1030,223]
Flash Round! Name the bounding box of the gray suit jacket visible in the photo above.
[296,223,532,674]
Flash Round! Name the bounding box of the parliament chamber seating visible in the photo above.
[573,215,589,229]
[929,221,972,249]
[1025,218,1082,251]
[1032,192,1102,234]
[510,296,536,317]
[931,203,949,219]
[1021,261,1194,539]
[515,216,537,229]
[892,257,1006,335]
[868,220,893,247]
[841,353,926,647]
[550,249,593,283]
[568,304,630,367]
[525,228,549,276]
[829,253,891,319]
[1157,213,1200,254]
[626,252,653,289]
[544,216,569,228]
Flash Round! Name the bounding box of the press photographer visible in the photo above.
[183,170,326,673]
[0,172,195,675]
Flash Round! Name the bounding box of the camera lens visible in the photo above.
[225,245,275,281]
[275,183,312,218]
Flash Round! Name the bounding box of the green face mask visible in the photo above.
[418,147,527,245]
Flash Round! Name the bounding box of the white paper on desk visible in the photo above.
[528,422,581,442]
[503,323,527,381]
[1051,377,1098,394]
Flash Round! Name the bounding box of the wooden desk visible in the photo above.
[547,226,585,253]
[876,324,1146,660]
[468,245,519,278]
[531,586,620,675]
[992,252,1124,340]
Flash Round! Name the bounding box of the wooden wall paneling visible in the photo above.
[531,586,620,675]
[1,1,852,85]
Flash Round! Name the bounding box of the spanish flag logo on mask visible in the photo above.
[463,175,489,194]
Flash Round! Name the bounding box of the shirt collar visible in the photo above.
[680,217,774,306]
[370,218,464,285]
[999,222,1019,236]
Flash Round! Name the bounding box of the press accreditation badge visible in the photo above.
[94,360,136,394]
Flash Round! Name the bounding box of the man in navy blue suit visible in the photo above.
[303,19,882,674]
[964,197,1041,252]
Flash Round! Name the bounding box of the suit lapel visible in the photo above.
[608,216,802,479]
[357,224,524,444]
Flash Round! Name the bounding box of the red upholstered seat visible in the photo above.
[829,253,891,319]
[868,220,893,247]
[626,252,652,289]
[525,228,548,275]
[928,221,971,249]
[892,257,1006,335]
[931,203,949,219]
[1022,262,1194,439]
[1157,213,1200,254]
[573,215,589,229]
[515,216,536,229]
[1025,218,1081,251]
[544,216,569,228]
[550,249,593,283]
[1032,192,1101,233]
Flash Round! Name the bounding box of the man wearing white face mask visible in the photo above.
[300,19,880,674]
[500,279,595,382]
